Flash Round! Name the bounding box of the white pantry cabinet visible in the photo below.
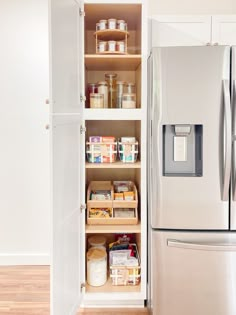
[49,0,147,314]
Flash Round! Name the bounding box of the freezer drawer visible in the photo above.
[150,230,236,315]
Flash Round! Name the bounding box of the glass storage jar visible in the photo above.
[97,81,108,108]
[99,20,107,30]
[126,82,136,94]
[90,93,104,108]
[122,93,136,109]
[105,73,117,108]
[116,41,125,53]
[108,18,117,30]
[108,41,116,52]
[87,247,107,287]
[87,83,98,108]
[98,41,107,53]
[88,235,106,250]
[117,20,126,31]
[116,81,126,108]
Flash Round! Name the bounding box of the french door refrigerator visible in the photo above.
[148,46,236,315]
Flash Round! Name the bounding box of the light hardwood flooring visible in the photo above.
[0,266,149,315]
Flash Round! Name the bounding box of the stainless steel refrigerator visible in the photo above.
[148,46,236,315]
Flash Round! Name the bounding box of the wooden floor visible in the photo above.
[0,266,149,315]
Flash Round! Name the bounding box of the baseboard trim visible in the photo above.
[0,253,51,265]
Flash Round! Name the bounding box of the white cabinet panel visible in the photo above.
[212,15,236,45]
[150,15,211,48]
[49,0,82,113]
[51,115,82,315]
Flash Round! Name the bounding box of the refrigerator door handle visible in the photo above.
[232,79,236,201]
[167,239,236,251]
[222,79,231,201]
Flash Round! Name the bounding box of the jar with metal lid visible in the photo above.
[88,235,106,249]
[108,18,117,30]
[90,93,104,108]
[117,20,126,31]
[122,93,136,109]
[108,41,116,52]
[99,20,107,30]
[116,41,125,53]
[126,82,136,94]
[116,81,126,108]
[105,73,117,108]
[87,247,107,287]
[98,41,107,53]
[97,81,108,108]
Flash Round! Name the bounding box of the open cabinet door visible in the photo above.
[49,0,84,314]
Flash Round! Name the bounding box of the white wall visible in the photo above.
[0,0,50,265]
[148,0,236,15]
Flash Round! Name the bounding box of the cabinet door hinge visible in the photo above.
[80,283,86,292]
[79,9,85,17]
[80,204,86,213]
[80,125,86,134]
[80,94,86,103]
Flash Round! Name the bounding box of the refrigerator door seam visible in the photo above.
[167,239,236,251]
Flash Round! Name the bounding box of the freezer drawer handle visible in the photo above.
[222,79,231,201]
[167,239,236,251]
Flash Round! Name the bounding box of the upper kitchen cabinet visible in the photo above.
[149,15,212,48]
[211,16,236,45]
[83,1,147,111]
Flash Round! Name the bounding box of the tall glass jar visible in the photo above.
[97,81,108,108]
[126,82,136,94]
[87,83,97,108]
[105,73,117,108]
[87,247,107,287]
[116,81,126,108]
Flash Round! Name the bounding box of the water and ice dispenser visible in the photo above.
[163,124,203,177]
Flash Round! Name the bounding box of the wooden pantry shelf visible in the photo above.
[86,277,141,294]
[86,161,141,169]
[85,54,141,71]
[83,108,144,120]
[94,29,129,41]
[85,222,141,233]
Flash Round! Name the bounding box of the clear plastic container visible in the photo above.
[105,73,117,108]
[116,41,125,53]
[117,20,126,31]
[87,247,107,286]
[90,93,104,108]
[108,18,117,30]
[98,41,107,53]
[97,81,108,108]
[122,93,136,109]
[116,81,126,108]
[99,20,107,30]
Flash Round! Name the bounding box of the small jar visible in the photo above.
[88,235,106,249]
[90,93,104,108]
[116,81,126,108]
[105,73,117,108]
[116,41,125,53]
[108,18,117,30]
[126,82,136,94]
[122,93,136,109]
[98,41,107,53]
[87,247,107,287]
[97,81,108,108]
[99,20,107,30]
[96,23,100,31]
[108,41,116,52]
[117,20,126,31]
